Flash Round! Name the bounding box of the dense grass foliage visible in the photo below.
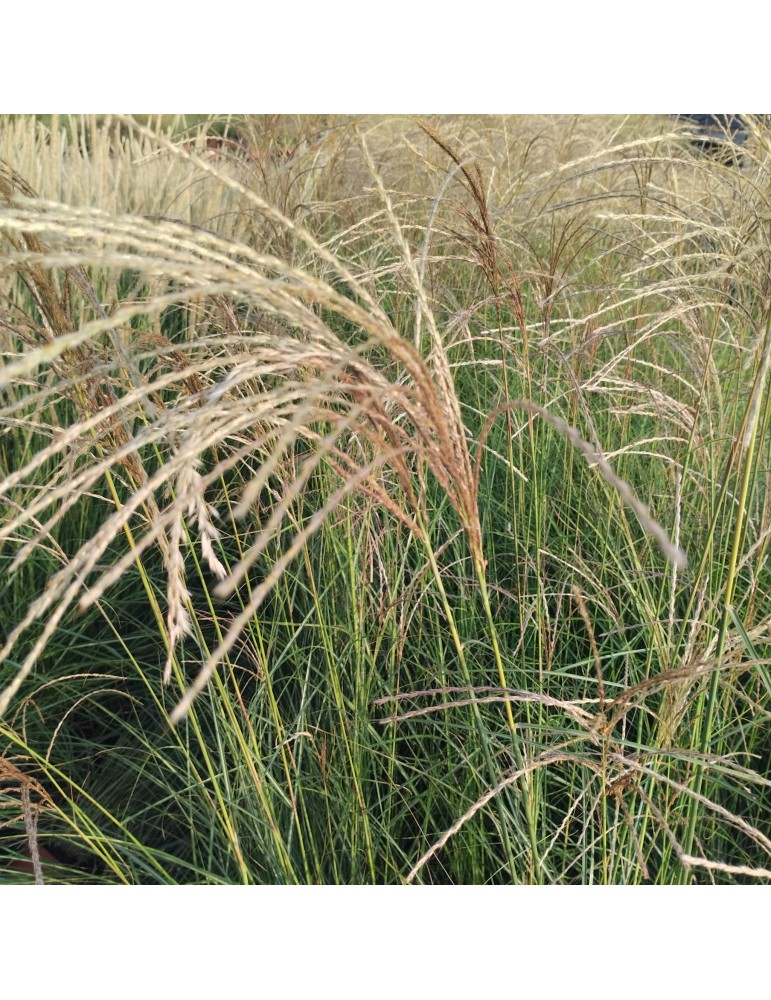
[1,114,770,883]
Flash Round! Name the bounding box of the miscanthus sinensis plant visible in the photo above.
[0,114,769,883]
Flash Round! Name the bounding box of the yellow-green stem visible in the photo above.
[681,310,771,878]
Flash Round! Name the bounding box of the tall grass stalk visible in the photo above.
[681,309,771,875]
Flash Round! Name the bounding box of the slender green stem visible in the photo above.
[681,311,771,877]
[474,555,544,883]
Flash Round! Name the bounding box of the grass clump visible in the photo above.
[0,113,769,884]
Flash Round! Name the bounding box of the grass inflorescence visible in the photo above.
[0,113,769,883]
